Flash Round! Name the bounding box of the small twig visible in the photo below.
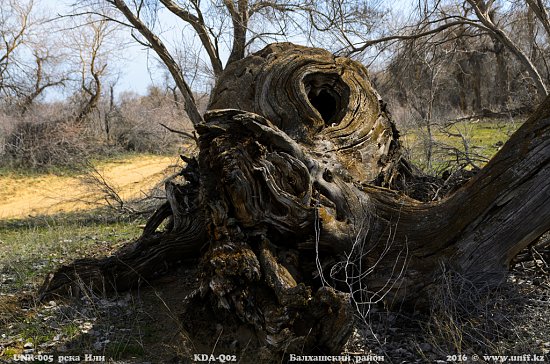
[159,123,197,142]
[79,162,136,214]
[531,247,549,274]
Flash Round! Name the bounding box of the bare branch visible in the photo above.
[525,0,550,39]
[159,122,197,141]
[109,0,203,126]
[159,0,223,76]
[56,11,134,29]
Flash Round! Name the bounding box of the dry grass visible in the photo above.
[343,262,549,363]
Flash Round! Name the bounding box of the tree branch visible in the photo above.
[159,0,223,77]
[108,0,204,126]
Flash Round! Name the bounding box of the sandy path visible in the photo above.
[0,155,178,220]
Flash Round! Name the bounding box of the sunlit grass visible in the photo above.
[0,211,148,360]
[0,212,143,292]
[0,151,175,178]
[400,118,523,174]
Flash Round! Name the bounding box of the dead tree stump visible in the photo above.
[40,43,550,357]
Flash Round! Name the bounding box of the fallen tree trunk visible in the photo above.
[40,43,550,357]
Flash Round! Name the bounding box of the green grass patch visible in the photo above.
[0,210,144,293]
[400,118,523,174]
[0,210,150,361]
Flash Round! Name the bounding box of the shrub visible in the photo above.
[2,119,91,171]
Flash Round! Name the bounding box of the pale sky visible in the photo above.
[43,0,181,98]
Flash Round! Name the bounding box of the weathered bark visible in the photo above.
[40,43,550,357]
[209,44,409,187]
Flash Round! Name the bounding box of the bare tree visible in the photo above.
[347,0,550,100]
[17,49,68,114]
[0,0,34,100]
[0,0,67,112]
[71,0,387,128]
[63,15,120,123]
[466,0,548,96]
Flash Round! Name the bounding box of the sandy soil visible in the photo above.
[0,155,178,219]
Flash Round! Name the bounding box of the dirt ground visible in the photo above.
[0,155,178,219]
[1,259,548,363]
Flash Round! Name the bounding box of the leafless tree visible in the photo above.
[348,0,550,101]
[0,0,67,112]
[63,14,121,123]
